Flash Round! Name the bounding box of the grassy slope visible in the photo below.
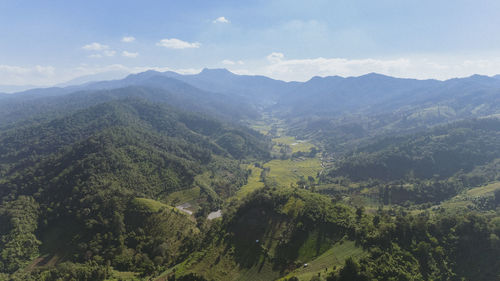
[159,239,364,281]
[467,181,500,196]
[165,187,202,206]
[237,164,265,199]
[132,197,173,212]
[439,181,500,211]
[158,243,281,281]
[105,270,142,281]
[278,241,365,281]
[158,187,360,281]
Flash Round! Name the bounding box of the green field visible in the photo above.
[272,136,316,153]
[237,164,265,198]
[264,158,322,188]
[410,181,500,215]
[250,122,273,135]
[237,128,323,198]
[156,244,281,281]
[131,197,195,220]
[106,270,141,281]
[164,186,202,206]
[132,197,171,212]
[278,241,366,281]
[158,226,360,281]
[466,181,500,197]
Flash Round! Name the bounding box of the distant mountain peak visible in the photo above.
[199,68,234,75]
[358,72,392,79]
[467,74,493,81]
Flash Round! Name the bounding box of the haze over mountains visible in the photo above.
[2,68,500,123]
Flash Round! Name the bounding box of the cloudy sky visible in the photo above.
[2,0,500,86]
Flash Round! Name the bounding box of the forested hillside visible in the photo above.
[0,70,499,281]
[162,187,500,281]
[319,117,500,205]
[0,78,258,127]
[0,98,270,279]
[327,117,500,181]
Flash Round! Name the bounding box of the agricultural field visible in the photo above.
[239,119,324,197]
[272,136,316,153]
[250,121,273,136]
[264,158,322,188]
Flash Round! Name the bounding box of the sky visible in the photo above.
[2,0,500,86]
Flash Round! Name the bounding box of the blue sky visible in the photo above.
[2,0,500,86]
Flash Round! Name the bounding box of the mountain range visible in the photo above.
[1,68,499,281]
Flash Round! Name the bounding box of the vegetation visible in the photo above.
[0,99,269,279]
[1,70,499,280]
[321,118,500,205]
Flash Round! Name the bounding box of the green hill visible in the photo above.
[321,117,500,205]
[162,187,359,281]
[0,99,270,278]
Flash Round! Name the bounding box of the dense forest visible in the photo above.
[320,118,500,205]
[1,70,499,280]
[0,98,270,279]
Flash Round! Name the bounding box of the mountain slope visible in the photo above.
[320,117,500,205]
[161,68,299,105]
[276,73,500,118]
[326,117,500,182]
[0,74,259,127]
[0,99,270,276]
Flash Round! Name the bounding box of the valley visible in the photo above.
[3,2,500,280]
[0,69,499,281]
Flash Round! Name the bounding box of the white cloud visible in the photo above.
[121,36,135,43]
[82,42,109,51]
[213,16,229,23]
[103,50,116,57]
[222,59,244,66]
[266,52,285,64]
[156,38,200,49]
[82,42,115,58]
[122,51,139,58]
[87,50,115,58]
[260,53,500,81]
[73,64,201,82]
[0,64,203,87]
[222,59,235,65]
[0,64,55,75]
[0,64,55,85]
[6,55,500,88]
